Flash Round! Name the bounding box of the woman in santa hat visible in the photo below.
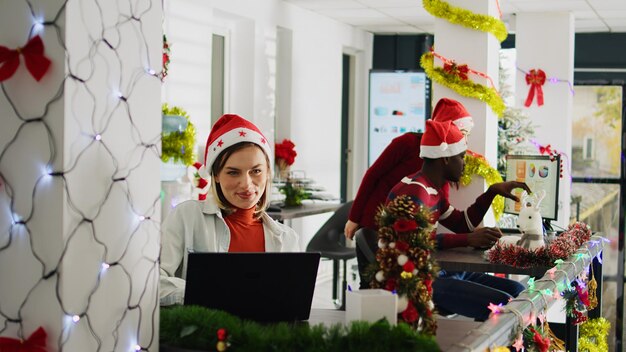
[387,119,531,321]
[159,114,299,306]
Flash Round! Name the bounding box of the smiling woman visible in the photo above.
[159,114,300,306]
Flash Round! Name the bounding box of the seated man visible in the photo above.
[387,119,531,321]
[345,98,474,288]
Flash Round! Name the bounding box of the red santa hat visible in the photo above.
[202,114,272,175]
[419,120,467,159]
[432,98,474,135]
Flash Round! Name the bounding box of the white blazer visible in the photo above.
[159,194,299,305]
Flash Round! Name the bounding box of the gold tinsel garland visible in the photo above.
[578,318,611,352]
[420,52,505,117]
[422,0,508,42]
[460,152,504,220]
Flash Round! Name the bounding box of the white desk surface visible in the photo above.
[307,308,481,351]
[266,201,342,221]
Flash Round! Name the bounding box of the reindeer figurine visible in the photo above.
[515,190,546,250]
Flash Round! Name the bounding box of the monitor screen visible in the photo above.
[504,154,560,221]
[368,70,429,166]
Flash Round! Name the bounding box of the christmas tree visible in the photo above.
[497,51,536,176]
[369,195,438,334]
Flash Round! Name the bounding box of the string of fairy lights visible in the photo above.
[1,0,161,351]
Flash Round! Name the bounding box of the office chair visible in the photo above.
[305,201,355,310]
[354,227,378,289]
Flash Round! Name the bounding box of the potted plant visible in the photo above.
[161,103,196,181]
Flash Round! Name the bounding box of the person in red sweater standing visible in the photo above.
[345,98,474,288]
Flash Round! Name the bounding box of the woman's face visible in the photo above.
[444,152,466,182]
[214,145,269,210]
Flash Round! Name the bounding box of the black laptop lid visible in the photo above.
[184,252,321,322]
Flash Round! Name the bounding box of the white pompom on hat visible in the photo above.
[201,114,272,178]
[432,98,474,135]
[419,119,467,159]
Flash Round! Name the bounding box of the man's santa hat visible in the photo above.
[200,114,272,177]
[432,98,474,135]
[419,120,467,159]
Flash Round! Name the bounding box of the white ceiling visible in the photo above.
[284,0,626,34]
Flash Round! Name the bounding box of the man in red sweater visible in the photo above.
[345,98,474,287]
[386,119,530,320]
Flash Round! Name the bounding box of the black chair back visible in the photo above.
[306,201,354,258]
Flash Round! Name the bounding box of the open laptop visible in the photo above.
[184,252,321,322]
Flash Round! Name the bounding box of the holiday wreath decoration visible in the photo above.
[422,0,508,42]
[421,52,505,117]
[368,195,438,334]
[460,151,505,220]
[161,103,196,166]
[486,222,592,268]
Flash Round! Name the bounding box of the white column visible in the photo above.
[515,13,574,229]
[432,0,501,225]
[0,1,161,350]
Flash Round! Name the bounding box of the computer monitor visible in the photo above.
[503,154,560,221]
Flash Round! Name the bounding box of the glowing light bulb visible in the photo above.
[12,213,22,225]
[32,16,45,35]
[134,345,141,351]
[146,68,156,75]
[138,215,146,221]
[101,263,110,270]
[95,134,102,141]
[72,315,80,323]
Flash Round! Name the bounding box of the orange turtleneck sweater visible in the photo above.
[225,207,265,252]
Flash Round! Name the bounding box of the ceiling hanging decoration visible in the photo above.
[422,0,508,42]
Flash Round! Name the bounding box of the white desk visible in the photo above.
[306,308,482,351]
[266,201,343,222]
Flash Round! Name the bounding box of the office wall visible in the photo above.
[0,1,161,350]
[163,0,373,242]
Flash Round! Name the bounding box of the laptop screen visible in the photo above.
[184,252,321,322]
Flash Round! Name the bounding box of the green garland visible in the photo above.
[160,305,440,351]
[422,0,507,42]
[421,52,505,117]
[162,103,196,166]
[460,153,504,220]
[578,317,610,352]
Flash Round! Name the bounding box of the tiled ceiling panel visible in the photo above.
[284,0,626,34]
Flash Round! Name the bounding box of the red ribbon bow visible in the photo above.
[443,61,469,81]
[524,69,546,107]
[0,36,51,82]
[0,326,47,352]
[538,144,553,155]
